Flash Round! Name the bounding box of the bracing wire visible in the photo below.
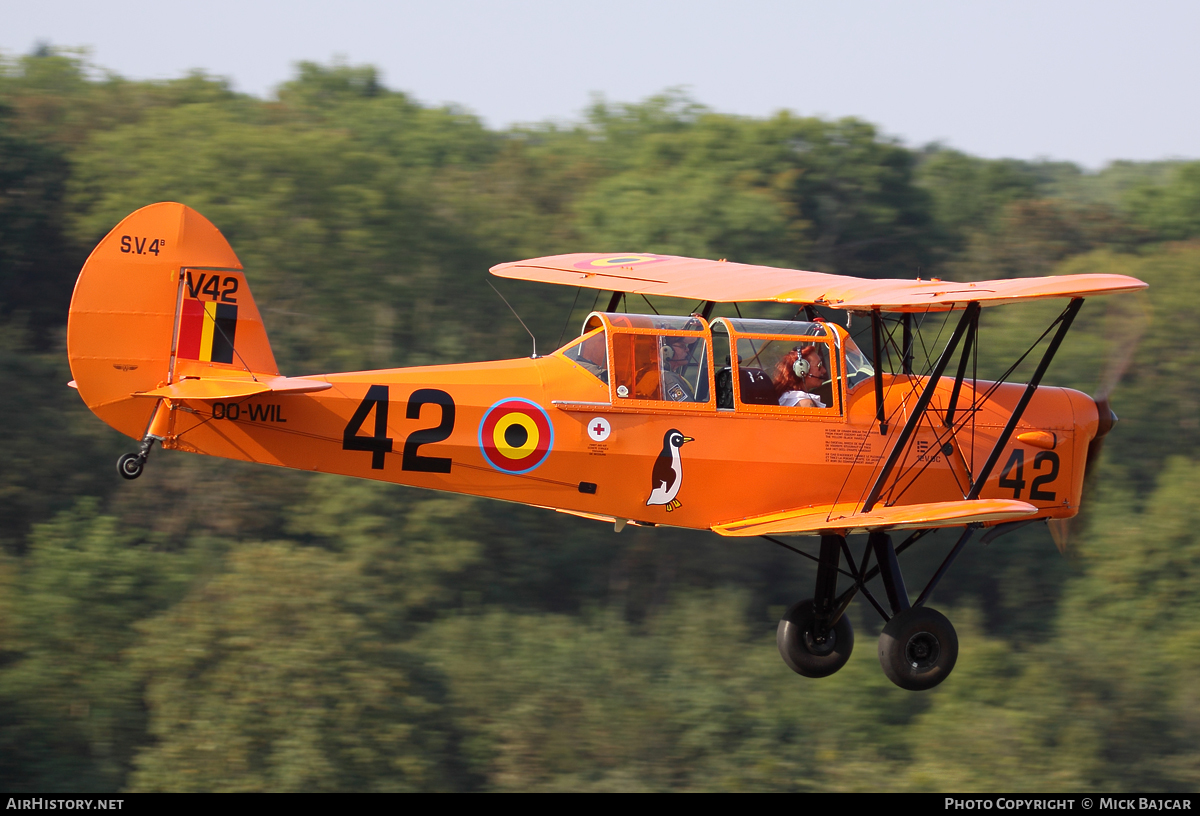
[557,286,583,349]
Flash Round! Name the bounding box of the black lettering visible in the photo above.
[120,236,131,253]
[402,389,455,473]
[1030,451,1060,501]
[276,404,286,422]
[148,238,160,256]
[212,402,225,420]
[998,449,1026,498]
[220,276,239,303]
[134,237,147,255]
[185,271,204,299]
[226,403,240,421]
[201,275,221,300]
[343,385,393,469]
[249,404,268,422]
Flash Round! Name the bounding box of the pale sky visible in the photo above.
[3,0,1197,168]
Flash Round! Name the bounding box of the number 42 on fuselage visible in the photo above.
[67,203,1147,691]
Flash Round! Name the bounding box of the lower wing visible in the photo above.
[712,499,1038,537]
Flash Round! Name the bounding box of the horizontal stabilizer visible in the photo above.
[134,376,331,400]
[712,499,1038,537]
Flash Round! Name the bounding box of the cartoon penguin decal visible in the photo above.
[646,428,694,512]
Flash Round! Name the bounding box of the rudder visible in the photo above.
[67,202,279,440]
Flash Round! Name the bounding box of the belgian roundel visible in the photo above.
[573,254,668,270]
[478,398,554,474]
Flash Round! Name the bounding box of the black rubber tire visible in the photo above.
[117,453,143,480]
[878,606,959,691]
[776,599,854,678]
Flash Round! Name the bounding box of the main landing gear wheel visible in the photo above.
[117,453,144,480]
[777,599,854,678]
[878,606,959,691]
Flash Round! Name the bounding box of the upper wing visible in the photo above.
[490,253,1147,312]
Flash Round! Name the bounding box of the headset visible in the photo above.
[792,354,810,379]
[792,344,825,380]
[660,336,693,362]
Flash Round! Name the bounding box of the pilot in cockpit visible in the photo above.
[774,344,829,408]
[654,335,697,402]
[573,331,609,382]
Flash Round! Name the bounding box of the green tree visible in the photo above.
[128,540,473,791]
[1124,161,1200,241]
[0,501,193,790]
[574,100,936,278]
[0,47,241,148]
[419,592,1107,792]
[1046,458,1200,791]
[916,149,1040,247]
[0,104,78,345]
[127,478,483,791]
[574,112,804,266]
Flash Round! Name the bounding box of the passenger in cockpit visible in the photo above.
[774,344,828,408]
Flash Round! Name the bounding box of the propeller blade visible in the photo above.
[1053,398,1117,556]
[1047,518,1070,555]
[1095,293,1148,403]
[1087,394,1117,464]
[1047,294,1143,558]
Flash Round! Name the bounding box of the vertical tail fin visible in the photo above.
[67,202,278,440]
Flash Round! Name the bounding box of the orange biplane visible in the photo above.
[68,203,1147,690]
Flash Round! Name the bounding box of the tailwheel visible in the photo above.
[878,606,958,691]
[117,453,144,480]
[777,599,854,678]
[116,434,158,481]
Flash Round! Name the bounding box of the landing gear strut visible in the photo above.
[117,399,170,481]
[770,526,980,691]
[777,535,855,677]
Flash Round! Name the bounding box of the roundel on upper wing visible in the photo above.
[478,398,554,474]
[574,254,668,270]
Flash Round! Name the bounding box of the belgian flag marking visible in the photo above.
[478,398,554,474]
[178,298,238,364]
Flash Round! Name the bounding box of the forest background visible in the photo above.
[1,50,1199,792]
